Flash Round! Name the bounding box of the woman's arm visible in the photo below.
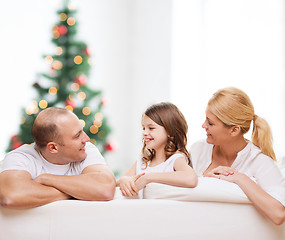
[207,168,285,225]
[135,157,198,191]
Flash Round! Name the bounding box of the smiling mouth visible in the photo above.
[145,138,153,143]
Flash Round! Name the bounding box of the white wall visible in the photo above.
[171,0,285,161]
[0,0,173,175]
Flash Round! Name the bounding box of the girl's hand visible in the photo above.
[134,174,150,191]
[118,174,145,197]
[204,166,237,178]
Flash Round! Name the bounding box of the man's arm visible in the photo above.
[0,170,70,209]
[34,164,116,201]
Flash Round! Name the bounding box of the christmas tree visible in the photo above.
[7,0,112,155]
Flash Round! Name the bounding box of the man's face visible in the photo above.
[55,112,90,164]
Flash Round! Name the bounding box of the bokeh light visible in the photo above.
[67,17,76,26]
[49,87,58,95]
[79,119,85,127]
[52,60,63,70]
[45,56,53,64]
[55,47,63,55]
[82,107,91,115]
[39,100,48,109]
[71,83,79,92]
[90,125,99,134]
[59,13,67,21]
[77,92,86,100]
[74,55,83,64]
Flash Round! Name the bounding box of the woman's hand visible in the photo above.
[117,174,144,197]
[204,166,237,179]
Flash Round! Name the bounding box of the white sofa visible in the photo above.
[1,177,285,240]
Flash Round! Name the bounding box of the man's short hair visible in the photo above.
[32,107,70,149]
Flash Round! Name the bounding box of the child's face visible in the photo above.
[142,115,168,151]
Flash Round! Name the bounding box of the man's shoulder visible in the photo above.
[5,143,38,158]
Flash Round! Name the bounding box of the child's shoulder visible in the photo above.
[168,151,187,162]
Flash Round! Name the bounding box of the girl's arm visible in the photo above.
[208,168,285,225]
[116,162,144,197]
[135,157,198,191]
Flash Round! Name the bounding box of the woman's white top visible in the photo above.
[136,152,188,175]
[190,139,285,206]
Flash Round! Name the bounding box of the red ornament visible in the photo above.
[12,141,23,150]
[84,48,91,56]
[74,75,87,86]
[100,97,108,106]
[58,25,68,35]
[65,99,76,109]
[11,135,19,142]
[105,141,118,152]
[11,135,23,149]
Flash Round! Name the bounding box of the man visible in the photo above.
[0,107,116,209]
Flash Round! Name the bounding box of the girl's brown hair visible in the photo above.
[141,102,191,167]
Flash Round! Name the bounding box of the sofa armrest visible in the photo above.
[143,177,251,204]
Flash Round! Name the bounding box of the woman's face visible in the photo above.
[202,108,233,145]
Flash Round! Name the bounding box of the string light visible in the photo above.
[93,120,102,127]
[52,60,63,70]
[65,105,73,112]
[71,83,79,91]
[95,112,104,121]
[90,125,99,134]
[45,56,53,64]
[39,100,48,109]
[26,101,38,115]
[79,119,85,127]
[67,17,76,26]
[82,107,91,115]
[49,87,58,95]
[53,26,60,39]
[74,55,83,64]
[77,92,86,100]
[68,3,77,10]
[55,47,63,55]
[59,13,67,21]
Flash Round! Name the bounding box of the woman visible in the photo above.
[190,87,285,225]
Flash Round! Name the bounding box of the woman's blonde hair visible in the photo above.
[141,102,191,167]
[207,87,276,160]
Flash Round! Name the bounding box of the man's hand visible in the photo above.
[0,170,70,209]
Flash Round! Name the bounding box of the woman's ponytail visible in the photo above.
[252,115,276,160]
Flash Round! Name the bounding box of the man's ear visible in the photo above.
[46,142,58,153]
[231,125,241,136]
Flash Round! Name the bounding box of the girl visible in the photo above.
[117,102,197,197]
[190,87,285,225]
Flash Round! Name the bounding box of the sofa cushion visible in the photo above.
[143,177,251,204]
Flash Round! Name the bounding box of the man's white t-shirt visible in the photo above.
[1,142,105,179]
[190,139,285,206]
